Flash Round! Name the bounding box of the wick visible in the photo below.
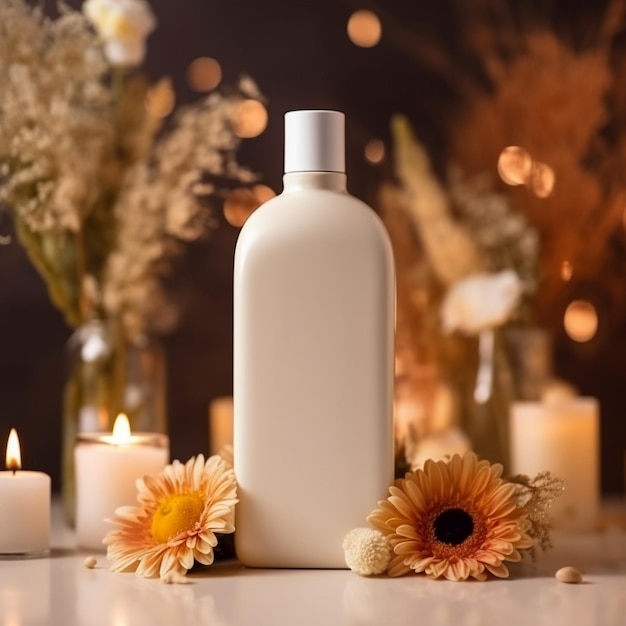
[11,469,16,476]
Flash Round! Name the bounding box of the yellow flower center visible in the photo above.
[151,493,205,544]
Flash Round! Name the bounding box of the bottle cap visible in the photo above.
[284,110,345,174]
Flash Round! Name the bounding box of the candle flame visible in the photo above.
[112,413,132,444]
[6,428,21,471]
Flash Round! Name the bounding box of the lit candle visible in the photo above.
[509,397,600,532]
[74,414,169,551]
[0,429,51,557]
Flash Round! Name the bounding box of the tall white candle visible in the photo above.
[0,429,51,556]
[74,414,169,551]
[209,396,233,456]
[509,397,600,532]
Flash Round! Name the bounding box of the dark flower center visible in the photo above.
[433,508,474,546]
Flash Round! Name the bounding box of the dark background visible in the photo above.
[1,0,625,494]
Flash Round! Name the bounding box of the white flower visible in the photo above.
[343,528,391,576]
[83,0,156,66]
[441,270,522,335]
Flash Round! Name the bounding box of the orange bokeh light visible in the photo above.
[233,100,268,138]
[365,139,385,164]
[223,186,275,227]
[561,260,573,282]
[564,300,598,342]
[144,80,175,119]
[497,146,532,186]
[187,57,222,92]
[347,10,382,48]
[529,161,555,198]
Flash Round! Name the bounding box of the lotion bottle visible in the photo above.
[233,110,395,568]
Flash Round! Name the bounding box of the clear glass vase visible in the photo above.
[503,326,552,401]
[443,329,515,471]
[452,326,552,472]
[61,319,167,523]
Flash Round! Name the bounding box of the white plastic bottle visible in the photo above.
[233,110,395,568]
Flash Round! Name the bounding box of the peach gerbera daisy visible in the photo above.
[104,454,237,579]
[368,452,534,581]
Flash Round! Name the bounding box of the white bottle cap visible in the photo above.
[284,110,345,174]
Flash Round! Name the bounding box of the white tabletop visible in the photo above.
[2,501,626,626]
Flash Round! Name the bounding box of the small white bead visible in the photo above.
[83,556,97,569]
[555,566,583,584]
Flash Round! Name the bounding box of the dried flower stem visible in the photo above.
[509,471,565,559]
[0,0,258,339]
[391,115,486,288]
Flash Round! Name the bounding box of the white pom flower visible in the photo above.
[83,0,156,66]
[343,528,391,576]
[441,270,522,335]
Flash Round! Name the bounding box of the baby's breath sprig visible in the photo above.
[510,471,565,559]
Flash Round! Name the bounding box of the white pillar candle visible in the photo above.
[509,397,600,532]
[209,396,233,456]
[0,429,51,556]
[74,414,169,551]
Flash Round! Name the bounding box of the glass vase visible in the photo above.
[444,329,515,471]
[502,326,552,401]
[61,319,167,523]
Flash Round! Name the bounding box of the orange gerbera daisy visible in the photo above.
[367,452,534,581]
[104,454,237,579]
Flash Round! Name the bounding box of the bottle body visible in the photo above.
[233,171,395,567]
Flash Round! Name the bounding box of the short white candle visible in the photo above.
[509,397,600,532]
[209,396,234,456]
[0,429,51,556]
[74,414,169,551]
